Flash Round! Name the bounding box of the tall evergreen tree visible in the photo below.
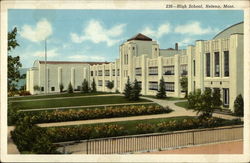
[67,82,73,93]
[130,79,141,101]
[156,76,166,99]
[81,79,89,93]
[123,76,132,99]
[91,78,97,93]
[234,94,244,117]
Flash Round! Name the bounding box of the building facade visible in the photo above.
[26,22,244,111]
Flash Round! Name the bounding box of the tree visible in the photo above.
[91,78,97,93]
[180,76,188,98]
[234,94,244,117]
[212,88,222,109]
[106,80,114,92]
[187,89,215,119]
[59,83,64,93]
[8,27,23,91]
[81,79,89,93]
[123,76,132,99]
[67,82,73,93]
[156,76,166,99]
[129,79,141,101]
[33,85,40,93]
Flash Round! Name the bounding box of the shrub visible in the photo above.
[67,82,73,93]
[106,80,114,92]
[18,90,31,96]
[91,78,97,93]
[20,105,170,124]
[136,123,155,134]
[234,94,244,117]
[11,117,57,154]
[123,76,132,99]
[212,88,222,109]
[129,79,141,101]
[81,79,89,93]
[59,83,64,93]
[156,76,166,99]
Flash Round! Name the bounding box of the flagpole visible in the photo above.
[45,39,47,94]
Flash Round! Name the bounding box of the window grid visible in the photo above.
[149,82,158,90]
[135,68,142,76]
[165,82,175,92]
[149,67,158,75]
[163,66,174,75]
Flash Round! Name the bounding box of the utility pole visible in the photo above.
[44,39,47,94]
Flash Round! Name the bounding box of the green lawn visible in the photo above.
[175,101,188,109]
[9,96,151,111]
[8,92,114,101]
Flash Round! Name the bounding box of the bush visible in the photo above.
[136,123,155,134]
[18,90,31,96]
[234,94,244,117]
[67,82,73,93]
[156,76,166,99]
[20,105,171,124]
[59,83,64,93]
[11,117,58,154]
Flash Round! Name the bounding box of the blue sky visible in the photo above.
[8,10,243,68]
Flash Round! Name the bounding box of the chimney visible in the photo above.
[175,43,178,50]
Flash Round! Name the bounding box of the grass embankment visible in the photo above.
[8,92,114,101]
[9,96,151,111]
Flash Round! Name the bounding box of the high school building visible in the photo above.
[26,22,244,111]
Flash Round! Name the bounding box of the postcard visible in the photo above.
[1,0,250,162]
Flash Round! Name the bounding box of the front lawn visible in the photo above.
[9,96,151,111]
[175,101,188,109]
[8,92,114,101]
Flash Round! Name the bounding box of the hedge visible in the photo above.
[47,117,242,143]
[12,105,172,124]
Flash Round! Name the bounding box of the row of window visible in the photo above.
[149,82,175,92]
[98,80,114,87]
[205,51,229,77]
[137,66,187,76]
[91,69,120,77]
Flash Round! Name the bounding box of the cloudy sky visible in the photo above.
[8,10,243,68]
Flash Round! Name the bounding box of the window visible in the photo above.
[137,81,142,88]
[95,71,97,76]
[124,54,129,64]
[98,70,103,76]
[149,67,158,75]
[180,65,188,76]
[163,66,174,75]
[98,80,103,86]
[206,53,210,77]
[112,69,116,76]
[214,52,220,77]
[165,82,174,92]
[223,88,229,106]
[51,87,55,91]
[135,68,142,76]
[117,69,120,76]
[105,70,110,76]
[224,51,229,77]
[41,87,44,91]
[149,82,158,90]
[91,71,94,76]
[193,60,196,76]
[132,47,135,50]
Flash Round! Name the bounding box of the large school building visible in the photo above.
[26,22,244,111]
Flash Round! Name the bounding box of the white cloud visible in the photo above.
[33,48,59,58]
[141,23,170,38]
[175,21,219,35]
[70,19,126,46]
[68,55,105,61]
[20,18,52,42]
[178,38,194,47]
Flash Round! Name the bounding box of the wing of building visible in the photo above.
[26,22,243,111]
